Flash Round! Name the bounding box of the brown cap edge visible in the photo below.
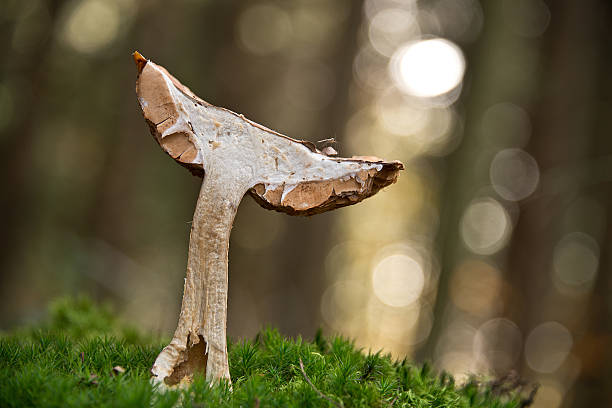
[133,51,148,74]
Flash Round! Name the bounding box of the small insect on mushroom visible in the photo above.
[316,137,337,145]
[133,51,403,387]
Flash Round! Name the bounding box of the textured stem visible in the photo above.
[151,170,244,386]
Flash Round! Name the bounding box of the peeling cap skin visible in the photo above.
[133,51,403,387]
[134,51,403,215]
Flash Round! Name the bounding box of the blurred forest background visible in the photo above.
[1,0,612,406]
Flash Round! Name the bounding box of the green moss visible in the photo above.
[0,298,535,407]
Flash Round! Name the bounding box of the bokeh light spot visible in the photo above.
[63,0,120,54]
[237,4,292,56]
[353,45,390,91]
[525,321,573,373]
[390,38,465,98]
[473,318,522,373]
[460,198,511,255]
[490,148,539,201]
[372,254,424,307]
[552,232,599,292]
[532,381,564,408]
[368,8,420,57]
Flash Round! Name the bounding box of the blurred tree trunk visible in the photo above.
[506,0,612,406]
[419,0,515,360]
[0,0,65,322]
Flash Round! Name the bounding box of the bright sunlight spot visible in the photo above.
[390,38,465,98]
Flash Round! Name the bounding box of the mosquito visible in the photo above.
[316,137,337,146]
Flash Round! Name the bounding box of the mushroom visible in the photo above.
[133,51,403,387]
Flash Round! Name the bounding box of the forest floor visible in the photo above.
[0,297,536,407]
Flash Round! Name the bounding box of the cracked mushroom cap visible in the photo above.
[134,52,403,216]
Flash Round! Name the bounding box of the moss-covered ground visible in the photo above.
[0,297,536,407]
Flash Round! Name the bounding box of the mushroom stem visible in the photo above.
[151,171,246,386]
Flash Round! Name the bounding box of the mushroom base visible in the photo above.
[163,335,208,386]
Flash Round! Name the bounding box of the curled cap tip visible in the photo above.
[133,51,147,74]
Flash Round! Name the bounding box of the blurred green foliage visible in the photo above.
[45,296,154,344]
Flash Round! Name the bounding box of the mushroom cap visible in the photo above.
[134,52,403,216]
